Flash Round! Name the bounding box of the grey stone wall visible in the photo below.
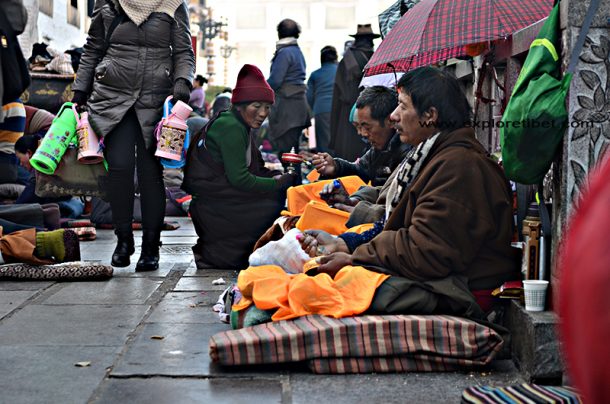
[552,0,610,305]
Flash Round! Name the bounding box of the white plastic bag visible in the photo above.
[248,228,310,274]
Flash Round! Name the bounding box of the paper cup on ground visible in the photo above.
[523,280,549,311]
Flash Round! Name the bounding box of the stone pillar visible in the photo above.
[552,0,610,306]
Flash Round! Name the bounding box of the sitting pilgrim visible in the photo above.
[182,64,297,270]
[283,86,410,234]
[237,67,520,320]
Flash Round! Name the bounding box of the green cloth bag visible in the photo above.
[500,3,570,185]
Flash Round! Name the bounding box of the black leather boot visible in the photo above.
[136,230,161,272]
[111,224,134,267]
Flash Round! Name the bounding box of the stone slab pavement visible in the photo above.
[0,217,523,404]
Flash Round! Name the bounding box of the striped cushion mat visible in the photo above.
[462,384,582,403]
[0,262,113,280]
[209,314,504,374]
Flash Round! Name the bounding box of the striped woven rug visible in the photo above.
[210,314,504,374]
[462,384,582,403]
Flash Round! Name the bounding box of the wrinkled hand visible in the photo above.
[71,90,88,111]
[311,153,336,176]
[319,181,356,207]
[332,203,356,213]
[172,78,192,104]
[316,252,353,277]
[276,172,298,191]
[296,229,349,258]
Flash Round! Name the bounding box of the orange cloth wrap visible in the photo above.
[286,175,366,215]
[233,265,389,321]
[295,201,350,235]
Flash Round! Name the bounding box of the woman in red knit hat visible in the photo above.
[183,64,298,269]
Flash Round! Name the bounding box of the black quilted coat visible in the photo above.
[72,0,195,148]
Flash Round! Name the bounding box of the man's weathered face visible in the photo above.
[391,89,436,146]
[355,105,393,150]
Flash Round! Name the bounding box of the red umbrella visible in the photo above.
[364,0,554,77]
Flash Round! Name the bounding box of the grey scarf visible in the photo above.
[112,0,185,26]
[385,132,441,220]
[275,37,298,50]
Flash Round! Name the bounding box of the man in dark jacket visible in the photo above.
[300,67,519,318]
[267,19,311,165]
[329,24,380,161]
[306,46,338,153]
[312,86,410,187]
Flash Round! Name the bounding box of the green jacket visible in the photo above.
[206,110,278,193]
[183,109,282,198]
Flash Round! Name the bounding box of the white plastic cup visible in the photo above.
[523,280,549,311]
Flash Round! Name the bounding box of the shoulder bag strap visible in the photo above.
[102,3,125,56]
[566,0,601,74]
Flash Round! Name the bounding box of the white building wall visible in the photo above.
[206,0,395,87]
[23,0,89,55]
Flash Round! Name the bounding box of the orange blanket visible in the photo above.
[234,264,389,321]
[286,175,366,215]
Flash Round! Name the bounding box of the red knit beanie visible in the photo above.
[231,64,275,104]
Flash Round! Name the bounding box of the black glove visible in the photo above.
[71,90,88,110]
[172,78,192,104]
[276,172,298,191]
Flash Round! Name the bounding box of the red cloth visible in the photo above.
[471,289,497,313]
[231,64,275,104]
[559,153,610,403]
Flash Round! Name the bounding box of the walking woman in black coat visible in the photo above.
[71,0,195,271]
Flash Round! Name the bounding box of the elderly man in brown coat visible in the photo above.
[300,67,519,318]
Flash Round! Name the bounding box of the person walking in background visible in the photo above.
[71,0,195,271]
[330,24,380,161]
[189,74,208,116]
[267,19,311,176]
[307,46,338,153]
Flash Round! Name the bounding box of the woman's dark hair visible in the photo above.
[15,134,41,154]
[277,19,301,39]
[195,74,208,86]
[320,45,338,64]
[396,67,472,131]
[355,86,397,127]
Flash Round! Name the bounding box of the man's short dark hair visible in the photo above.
[355,86,398,127]
[320,45,338,64]
[396,67,472,131]
[277,19,301,39]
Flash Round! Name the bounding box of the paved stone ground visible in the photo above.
[0,217,523,404]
